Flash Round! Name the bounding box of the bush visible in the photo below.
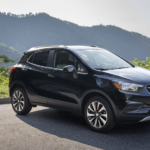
[0,72,9,97]
[0,54,13,86]
[132,57,150,70]
[0,66,10,78]
[0,72,9,85]
[0,84,9,97]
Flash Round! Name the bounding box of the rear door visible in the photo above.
[24,50,51,104]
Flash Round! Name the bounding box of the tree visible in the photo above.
[0,55,14,63]
[132,57,150,70]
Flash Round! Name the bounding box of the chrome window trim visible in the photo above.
[26,53,34,62]
[26,61,50,69]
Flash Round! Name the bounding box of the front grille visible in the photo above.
[146,85,150,93]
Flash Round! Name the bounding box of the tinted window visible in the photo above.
[19,53,31,64]
[76,62,87,72]
[28,54,34,63]
[53,51,75,69]
[33,51,49,66]
[75,58,87,72]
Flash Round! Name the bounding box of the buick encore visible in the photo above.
[9,45,150,132]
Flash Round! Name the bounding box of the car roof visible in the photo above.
[24,45,102,53]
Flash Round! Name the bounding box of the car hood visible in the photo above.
[102,67,150,84]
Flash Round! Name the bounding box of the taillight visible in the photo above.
[10,66,17,75]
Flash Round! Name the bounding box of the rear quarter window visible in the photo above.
[18,53,32,64]
[28,54,34,63]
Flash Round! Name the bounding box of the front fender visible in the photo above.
[79,89,118,118]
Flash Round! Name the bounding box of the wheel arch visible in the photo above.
[80,90,116,117]
[9,81,27,97]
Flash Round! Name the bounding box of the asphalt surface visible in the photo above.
[0,104,150,150]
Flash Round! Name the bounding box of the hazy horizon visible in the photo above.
[0,0,150,37]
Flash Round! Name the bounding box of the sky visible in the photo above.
[0,0,150,37]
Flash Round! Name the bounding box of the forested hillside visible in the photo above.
[0,43,21,66]
[0,12,150,61]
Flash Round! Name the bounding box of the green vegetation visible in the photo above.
[0,85,9,97]
[0,55,14,97]
[0,43,21,67]
[132,57,150,70]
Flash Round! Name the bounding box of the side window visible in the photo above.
[76,61,87,73]
[19,53,31,64]
[28,54,34,63]
[32,51,49,66]
[53,51,75,69]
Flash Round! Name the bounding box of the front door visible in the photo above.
[46,50,84,111]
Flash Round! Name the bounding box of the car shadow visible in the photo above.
[17,108,150,150]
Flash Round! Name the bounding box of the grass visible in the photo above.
[0,84,9,97]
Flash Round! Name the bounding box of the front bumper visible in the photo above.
[119,100,150,123]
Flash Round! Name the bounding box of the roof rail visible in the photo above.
[24,45,67,53]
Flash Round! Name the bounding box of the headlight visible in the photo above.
[114,82,143,92]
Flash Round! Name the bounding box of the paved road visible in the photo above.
[0,104,150,150]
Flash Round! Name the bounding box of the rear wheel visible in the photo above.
[11,87,32,115]
[84,96,115,133]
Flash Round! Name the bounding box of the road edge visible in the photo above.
[0,97,11,104]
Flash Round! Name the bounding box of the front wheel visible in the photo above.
[11,87,32,115]
[84,96,115,133]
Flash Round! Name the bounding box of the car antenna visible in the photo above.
[90,45,98,47]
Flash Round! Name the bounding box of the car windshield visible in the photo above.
[75,49,133,70]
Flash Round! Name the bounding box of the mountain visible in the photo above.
[0,43,21,66]
[0,12,150,62]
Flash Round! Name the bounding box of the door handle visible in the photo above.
[48,74,55,78]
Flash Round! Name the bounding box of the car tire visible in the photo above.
[11,87,32,115]
[84,96,115,133]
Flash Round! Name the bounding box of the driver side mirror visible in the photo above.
[63,65,78,79]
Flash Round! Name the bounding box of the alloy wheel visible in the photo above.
[87,101,108,128]
[12,91,25,112]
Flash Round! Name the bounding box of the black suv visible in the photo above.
[9,45,150,132]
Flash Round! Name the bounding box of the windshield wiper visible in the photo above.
[118,67,130,69]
